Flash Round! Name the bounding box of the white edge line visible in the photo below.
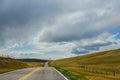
[54,68,69,80]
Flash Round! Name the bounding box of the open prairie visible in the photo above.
[50,49,120,80]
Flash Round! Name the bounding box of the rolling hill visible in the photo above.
[18,58,49,62]
[0,57,28,73]
[52,49,120,67]
[50,49,120,80]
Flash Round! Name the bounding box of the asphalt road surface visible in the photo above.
[0,62,68,80]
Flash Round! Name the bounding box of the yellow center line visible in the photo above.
[19,68,41,80]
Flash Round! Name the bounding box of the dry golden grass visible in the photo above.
[0,68,14,74]
[0,56,46,73]
[25,62,44,67]
[87,76,110,80]
[49,49,120,80]
[0,57,28,73]
[0,57,28,69]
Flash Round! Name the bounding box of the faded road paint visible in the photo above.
[19,68,41,80]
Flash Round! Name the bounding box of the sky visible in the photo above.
[0,0,120,60]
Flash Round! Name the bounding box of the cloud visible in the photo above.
[0,0,120,59]
[39,0,120,42]
[71,33,119,54]
[1,0,120,45]
[0,0,65,45]
[72,42,113,55]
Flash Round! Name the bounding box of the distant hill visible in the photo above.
[18,59,49,62]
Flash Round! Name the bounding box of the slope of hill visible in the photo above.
[0,57,28,73]
[50,49,120,80]
[51,49,120,67]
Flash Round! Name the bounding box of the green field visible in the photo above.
[55,67,88,80]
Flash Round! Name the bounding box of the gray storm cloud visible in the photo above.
[39,0,120,42]
[71,32,119,54]
[72,41,115,54]
[0,0,120,56]
[0,0,120,44]
[0,0,64,45]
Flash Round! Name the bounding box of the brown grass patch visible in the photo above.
[25,62,44,67]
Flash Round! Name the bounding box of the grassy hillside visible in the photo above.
[0,57,28,73]
[49,49,120,80]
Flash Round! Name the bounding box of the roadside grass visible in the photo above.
[0,56,47,74]
[24,62,44,67]
[61,67,119,80]
[0,68,14,74]
[0,57,28,74]
[55,67,88,80]
[0,57,28,69]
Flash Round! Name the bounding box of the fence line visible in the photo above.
[80,65,118,76]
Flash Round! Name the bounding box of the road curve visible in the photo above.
[0,64,68,80]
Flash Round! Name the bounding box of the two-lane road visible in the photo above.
[0,62,68,80]
[25,67,68,80]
